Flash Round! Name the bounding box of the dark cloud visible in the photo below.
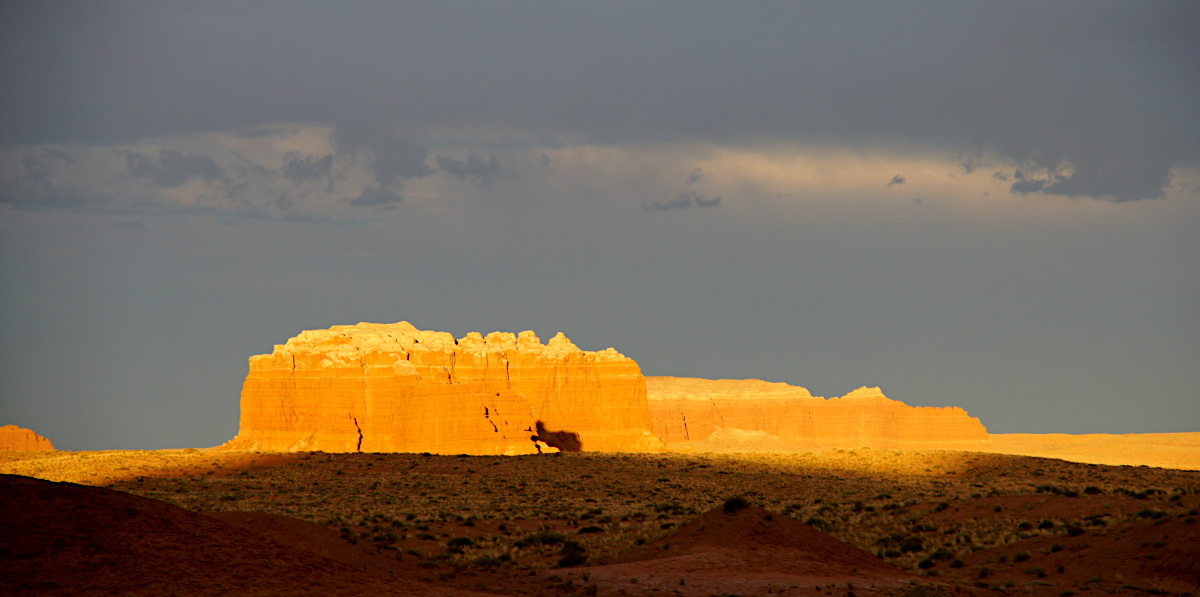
[280,152,333,183]
[369,139,433,187]
[123,150,223,188]
[436,151,499,185]
[1,3,1196,202]
[348,186,403,209]
[686,168,706,185]
[955,150,984,174]
[644,190,720,212]
[0,150,102,211]
[332,127,432,189]
[887,175,905,189]
[1009,169,1049,195]
[1005,156,1175,202]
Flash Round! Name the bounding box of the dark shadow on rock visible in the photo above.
[534,421,582,452]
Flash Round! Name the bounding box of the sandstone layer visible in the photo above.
[0,424,56,451]
[226,322,663,455]
[647,377,990,450]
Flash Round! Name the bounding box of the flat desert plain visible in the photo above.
[3,442,1199,597]
[987,433,1200,471]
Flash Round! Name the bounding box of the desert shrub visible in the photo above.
[557,540,587,567]
[516,531,565,548]
[882,584,946,597]
[1038,520,1055,530]
[578,526,604,534]
[912,523,937,533]
[1084,486,1103,495]
[723,496,751,513]
[918,558,935,569]
[949,559,964,569]
[373,531,399,544]
[806,517,834,532]
[1027,567,1047,578]
[1065,525,1085,537]
[929,548,955,562]
[977,567,992,579]
[447,537,476,549]
[471,555,503,568]
[900,536,924,553]
[1018,521,1033,531]
[1136,509,1166,520]
[1014,552,1030,563]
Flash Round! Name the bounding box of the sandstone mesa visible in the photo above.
[647,376,991,451]
[226,321,992,455]
[0,425,56,451]
[226,321,664,455]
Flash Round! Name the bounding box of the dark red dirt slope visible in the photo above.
[0,474,484,596]
[554,503,950,597]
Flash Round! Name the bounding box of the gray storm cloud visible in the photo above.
[1,2,1195,203]
[436,152,500,185]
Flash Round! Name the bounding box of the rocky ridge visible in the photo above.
[0,424,56,451]
[647,376,990,450]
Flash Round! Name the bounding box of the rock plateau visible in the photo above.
[226,322,664,455]
[647,376,990,450]
[0,424,55,451]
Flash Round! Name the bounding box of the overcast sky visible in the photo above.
[2,2,1198,450]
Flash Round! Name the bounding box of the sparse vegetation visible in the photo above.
[3,446,1198,596]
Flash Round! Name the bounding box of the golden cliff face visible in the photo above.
[0,425,56,451]
[227,322,664,454]
[647,377,990,450]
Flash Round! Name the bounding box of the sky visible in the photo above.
[1,2,1198,450]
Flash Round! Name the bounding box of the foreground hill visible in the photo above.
[4,449,1197,596]
[0,474,485,596]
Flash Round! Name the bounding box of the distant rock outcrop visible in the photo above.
[225,322,664,454]
[0,425,55,451]
[647,377,990,450]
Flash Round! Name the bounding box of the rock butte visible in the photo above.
[0,425,56,451]
[647,377,991,450]
[226,321,990,455]
[225,322,665,455]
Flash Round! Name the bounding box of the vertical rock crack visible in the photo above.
[350,415,363,452]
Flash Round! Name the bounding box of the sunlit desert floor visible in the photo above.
[3,441,1199,597]
[986,433,1200,471]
